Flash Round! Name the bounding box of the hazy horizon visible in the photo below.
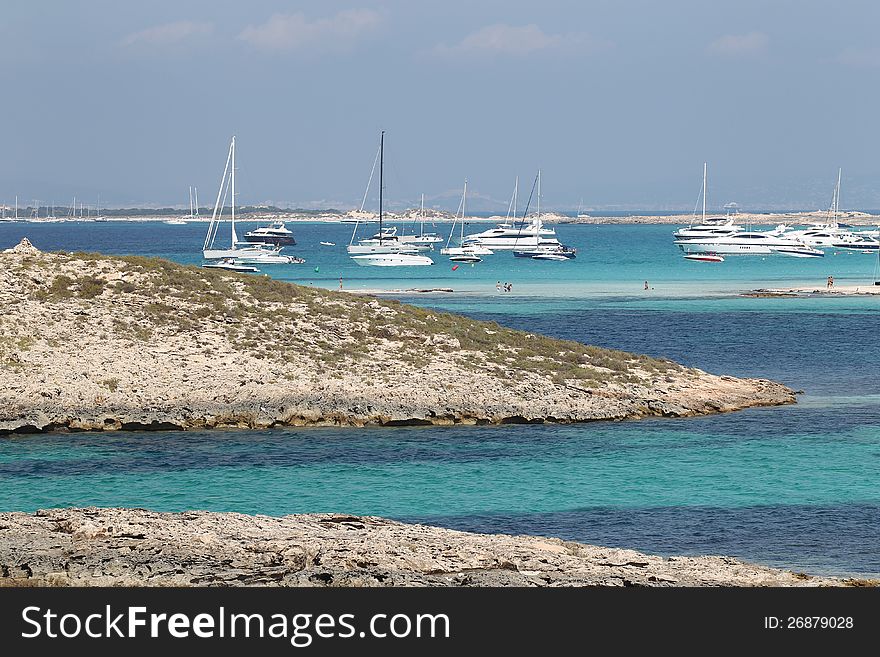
[2,1,880,211]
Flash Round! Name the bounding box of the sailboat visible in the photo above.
[166,187,193,225]
[396,194,443,249]
[440,180,492,261]
[512,171,576,259]
[673,163,742,241]
[203,137,299,263]
[349,132,433,266]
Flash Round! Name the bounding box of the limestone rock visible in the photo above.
[0,508,845,587]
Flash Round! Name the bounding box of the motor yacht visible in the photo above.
[243,220,296,246]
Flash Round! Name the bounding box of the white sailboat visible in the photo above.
[511,171,575,259]
[463,176,559,250]
[203,137,291,261]
[397,194,443,249]
[440,180,492,260]
[165,187,193,225]
[673,163,742,241]
[349,132,433,267]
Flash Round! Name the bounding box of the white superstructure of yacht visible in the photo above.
[244,220,296,246]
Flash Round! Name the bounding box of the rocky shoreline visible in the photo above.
[0,508,851,587]
[0,239,795,433]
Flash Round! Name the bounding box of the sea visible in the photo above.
[1,219,879,578]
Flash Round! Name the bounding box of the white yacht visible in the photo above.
[674,227,816,255]
[203,136,289,260]
[347,132,434,266]
[832,233,880,251]
[244,220,296,246]
[355,225,430,252]
[780,223,847,247]
[440,180,494,259]
[463,219,557,250]
[673,163,744,241]
[397,194,444,248]
[351,252,433,266]
[510,171,576,259]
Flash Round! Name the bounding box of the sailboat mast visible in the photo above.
[461,180,467,241]
[536,170,542,228]
[378,131,384,244]
[189,186,194,218]
[231,136,236,247]
[702,162,707,223]
[14,196,17,220]
[420,193,424,236]
[835,168,842,222]
[514,176,518,219]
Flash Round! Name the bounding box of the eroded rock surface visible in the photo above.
[0,508,841,587]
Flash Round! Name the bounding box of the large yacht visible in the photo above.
[674,227,817,255]
[673,216,744,241]
[462,219,557,250]
[243,220,296,246]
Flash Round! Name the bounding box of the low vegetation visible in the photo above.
[4,250,687,388]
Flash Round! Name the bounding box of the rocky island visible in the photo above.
[0,508,847,587]
[0,238,794,433]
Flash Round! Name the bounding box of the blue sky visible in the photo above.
[2,1,880,211]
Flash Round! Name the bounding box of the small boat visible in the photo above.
[773,245,825,258]
[514,244,577,259]
[164,218,187,225]
[683,253,724,262]
[531,253,570,261]
[320,241,336,246]
[449,254,481,263]
[203,258,259,272]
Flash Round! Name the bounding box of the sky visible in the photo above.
[2,0,880,211]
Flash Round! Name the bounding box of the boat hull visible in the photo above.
[351,253,434,266]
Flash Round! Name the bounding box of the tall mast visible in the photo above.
[194,187,199,217]
[231,136,237,247]
[378,131,384,244]
[14,196,17,220]
[834,167,841,222]
[513,176,518,220]
[702,162,707,223]
[189,186,194,219]
[420,192,424,236]
[537,169,541,227]
[461,179,467,241]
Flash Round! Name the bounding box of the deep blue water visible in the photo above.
[1,220,878,577]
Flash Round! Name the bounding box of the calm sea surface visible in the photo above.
[1,220,878,577]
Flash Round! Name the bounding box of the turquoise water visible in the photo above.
[1,221,878,576]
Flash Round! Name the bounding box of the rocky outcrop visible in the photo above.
[0,240,795,433]
[0,508,843,587]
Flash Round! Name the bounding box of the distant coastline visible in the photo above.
[2,208,879,226]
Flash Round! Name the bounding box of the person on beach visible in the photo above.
[827,276,833,289]
[339,277,343,291]
[644,280,649,290]
[496,280,501,293]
